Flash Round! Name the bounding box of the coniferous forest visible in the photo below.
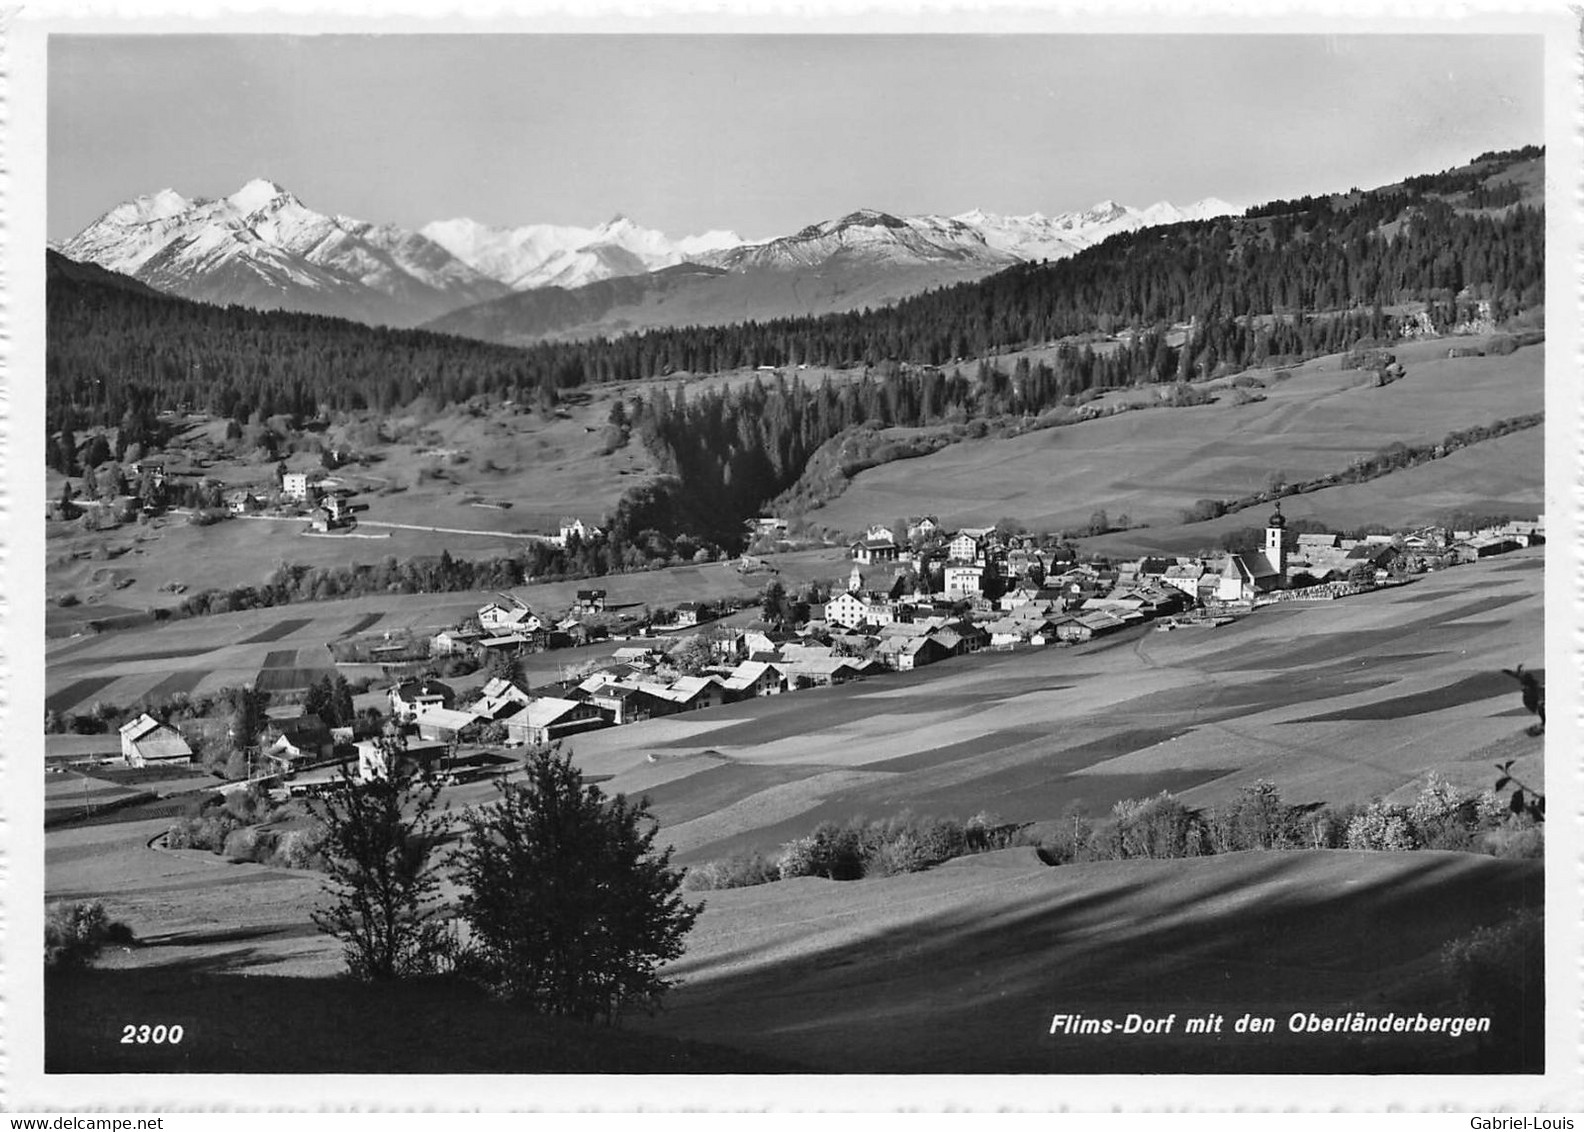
[46,148,1545,548]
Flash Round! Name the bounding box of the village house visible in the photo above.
[478,597,535,633]
[323,492,357,522]
[357,737,451,782]
[130,458,167,488]
[661,675,728,711]
[879,634,951,671]
[573,589,607,614]
[225,489,262,514]
[430,628,482,657]
[722,660,788,698]
[1160,563,1208,603]
[850,535,901,565]
[387,678,456,722]
[264,714,334,771]
[748,516,789,538]
[825,590,898,630]
[947,531,981,562]
[474,676,533,721]
[558,517,603,545]
[943,562,984,599]
[671,602,703,628]
[281,472,316,502]
[117,713,193,767]
[907,516,940,540]
[585,680,677,726]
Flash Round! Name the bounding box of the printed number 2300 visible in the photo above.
[121,1024,183,1044]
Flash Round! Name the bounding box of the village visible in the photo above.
[105,501,1547,801]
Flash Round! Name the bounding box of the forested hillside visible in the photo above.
[47,148,1545,549]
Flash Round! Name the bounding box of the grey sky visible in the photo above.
[48,34,1542,241]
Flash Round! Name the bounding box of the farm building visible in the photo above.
[1453,536,1521,563]
[117,713,193,767]
[574,589,608,613]
[1056,611,1129,643]
[414,706,485,743]
[507,697,610,747]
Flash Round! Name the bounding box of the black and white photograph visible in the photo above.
[8,5,1580,1113]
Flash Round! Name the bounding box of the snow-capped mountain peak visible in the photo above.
[422,213,754,291]
[60,179,511,327]
[227,177,296,215]
[104,188,193,226]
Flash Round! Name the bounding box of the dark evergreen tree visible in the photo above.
[448,745,699,1023]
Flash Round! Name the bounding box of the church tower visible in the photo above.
[848,562,864,594]
[1265,502,1287,577]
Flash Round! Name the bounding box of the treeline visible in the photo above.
[49,149,1544,438]
[685,777,1542,894]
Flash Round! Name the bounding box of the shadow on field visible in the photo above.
[641,849,1542,1074]
[46,967,805,1074]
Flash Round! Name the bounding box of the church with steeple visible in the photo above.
[1216,502,1289,602]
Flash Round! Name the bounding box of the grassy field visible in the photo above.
[636,847,1541,1073]
[806,338,1543,538]
[44,547,1543,951]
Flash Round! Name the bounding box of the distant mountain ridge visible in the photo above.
[60,181,1238,332]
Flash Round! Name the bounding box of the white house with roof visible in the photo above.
[387,678,455,722]
[943,562,984,598]
[947,532,981,562]
[281,472,318,502]
[850,536,900,565]
[558,517,603,545]
[478,597,535,633]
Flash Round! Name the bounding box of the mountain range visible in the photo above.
[58,180,1237,336]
